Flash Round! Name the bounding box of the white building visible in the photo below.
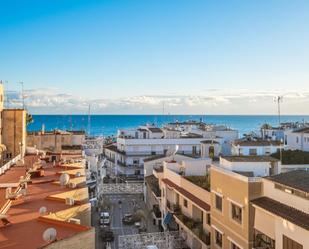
[105,122,238,178]
[83,136,104,157]
[284,127,309,151]
[218,156,281,177]
[231,139,283,156]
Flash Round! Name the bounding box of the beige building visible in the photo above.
[252,170,309,249]
[27,130,85,158]
[2,109,27,159]
[210,156,279,249]
[146,156,212,249]
[0,82,27,165]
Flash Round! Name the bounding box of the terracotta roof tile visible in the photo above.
[162,178,210,211]
[252,197,309,230]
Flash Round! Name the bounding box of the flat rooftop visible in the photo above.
[0,155,91,249]
[221,156,279,163]
[232,139,282,146]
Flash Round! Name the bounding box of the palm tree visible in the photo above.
[26,113,34,126]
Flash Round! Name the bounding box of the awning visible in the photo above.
[163,212,172,225]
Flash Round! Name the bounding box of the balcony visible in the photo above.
[152,204,162,219]
[253,229,275,249]
[166,200,181,214]
[145,175,161,198]
[175,211,210,246]
[106,157,115,163]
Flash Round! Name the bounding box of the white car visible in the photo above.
[100,212,110,225]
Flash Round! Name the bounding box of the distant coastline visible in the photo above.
[27,114,309,137]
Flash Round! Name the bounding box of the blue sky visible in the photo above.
[1,0,309,114]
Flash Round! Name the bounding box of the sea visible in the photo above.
[27,115,309,137]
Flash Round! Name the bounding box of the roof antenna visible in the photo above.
[274,96,283,127]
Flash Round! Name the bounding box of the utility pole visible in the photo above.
[88,104,91,136]
[19,82,25,109]
[275,96,283,127]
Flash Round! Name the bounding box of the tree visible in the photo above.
[26,113,34,126]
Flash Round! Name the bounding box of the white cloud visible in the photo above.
[4,88,309,114]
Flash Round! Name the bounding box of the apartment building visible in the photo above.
[0,83,27,165]
[2,109,27,159]
[105,122,238,178]
[231,139,282,156]
[146,156,212,249]
[210,156,280,249]
[284,127,309,152]
[27,129,85,161]
[0,153,95,249]
[251,170,309,249]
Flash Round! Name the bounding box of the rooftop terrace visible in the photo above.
[0,155,92,249]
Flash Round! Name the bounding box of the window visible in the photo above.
[249,148,257,156]
[207,213,211,225]
[183,199,188,208]
[283,235,303,249]
[296,137,299,143]
[231,242,241,249]
[192,146,197,155]
[215,230,223,248]
[231,203,242,224]
[133,159,139,165]
[215,194,222,212]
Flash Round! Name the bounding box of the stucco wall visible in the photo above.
[2,109,27,158]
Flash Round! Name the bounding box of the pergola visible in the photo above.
[101,183,144,195]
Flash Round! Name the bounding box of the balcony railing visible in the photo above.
[253,230,275,249]
[166,200,181,214]
[175,211,210,246]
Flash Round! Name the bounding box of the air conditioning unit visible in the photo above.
[69,182,77,189]
[68,218,81,225]
[65,198,75,206]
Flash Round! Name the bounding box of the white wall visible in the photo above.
[220,158,272,177]
[263,179,309,213]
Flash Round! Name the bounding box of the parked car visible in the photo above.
[100,212,110,226]
[100,229,114,242]
[122,213,140,225]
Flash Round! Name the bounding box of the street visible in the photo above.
[93,193,159,249]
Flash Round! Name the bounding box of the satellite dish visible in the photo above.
[43,228,57,242]
[166,145,179,157]
[75,172,81,177]
[39,206,47,215]
[59,173,70,186]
